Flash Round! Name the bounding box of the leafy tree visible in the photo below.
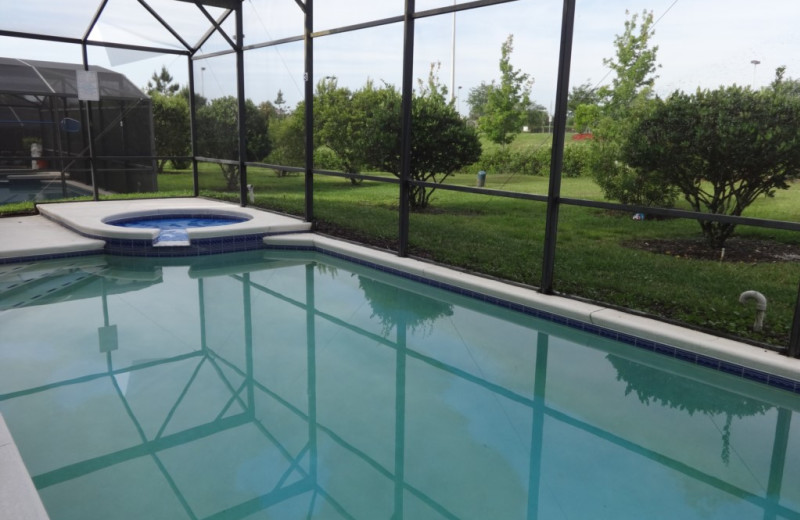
[150,92,190,172]
[196,96,271,190]
[274,90,287,117]
[573,103,600,133]
[597,10,660,115]
[466,81,492,123]
[587,10,674,207]
[622,86,800,248]
[568,80,600,131]
[362,69,481,209]
[146,66,180,96]
[311,70,479,207]
[524,102,549,132]
[178,86,207,108]
[349,81,403,177]
[771,65,800,97]
[568,80,600,115]
[405,89,482,208]
[313,77,362,179]
[478,35,533,146]
[265,101,305,175]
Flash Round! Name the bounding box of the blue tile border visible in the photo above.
[265,242,800,396]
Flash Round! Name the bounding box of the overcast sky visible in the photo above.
[2,0,799,114]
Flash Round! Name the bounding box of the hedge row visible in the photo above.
[464,144,589,178]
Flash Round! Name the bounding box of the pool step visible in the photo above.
[153,229,191,247]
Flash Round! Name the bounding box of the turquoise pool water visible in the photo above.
[108,215,249,245]
[0,250,799,519]
[0,179,91,205]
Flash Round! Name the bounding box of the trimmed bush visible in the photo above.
[561,144,590,177]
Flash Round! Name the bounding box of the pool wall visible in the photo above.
[264,233,800,393]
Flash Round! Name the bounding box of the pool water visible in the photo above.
[0,179,92,205]
[111,216,248,230]
[109,215,249,245]
[0,250,799,519]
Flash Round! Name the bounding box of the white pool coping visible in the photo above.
[0,414,49,519]
[36,198,311,242]
[264,233,800,384]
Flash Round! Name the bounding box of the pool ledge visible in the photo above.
[0,413,50,519]
[37,199,311,242]
[264,233,800,385]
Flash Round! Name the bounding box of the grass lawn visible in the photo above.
[4,161,799,349]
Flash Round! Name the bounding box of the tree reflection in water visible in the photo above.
[358,275,453,337]
[608,355,770,464]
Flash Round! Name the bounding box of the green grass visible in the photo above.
[4,163,799,349]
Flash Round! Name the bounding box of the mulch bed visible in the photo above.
[625,237,800,263]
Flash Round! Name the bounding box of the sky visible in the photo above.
[2,0,799,115]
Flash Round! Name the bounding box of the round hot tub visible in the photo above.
[109,214,249,231]
[104,211,253,246]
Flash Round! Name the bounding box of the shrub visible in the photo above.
[313,146,344,171]
[561,144,590,177]
[474,147,551,177]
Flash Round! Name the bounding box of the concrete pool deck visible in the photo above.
[0,199,312,261]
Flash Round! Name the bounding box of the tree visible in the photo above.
[313,77,363,178]
[771,66,800,97]
[568,80,600,131]
[466,82,492,123]
[622,86,800,248]
[274,90,287,117]
[597,10,660,115]
[196,96,271,190]
[150,92,190,172]
[146,66,179,96]
[524,102,549,132]
[363,69,481,209]
[587,10,674,207]
[310,70,479,208]
[568,80,600,115]
[573,103,600,133]
[404,89,482,208]
[478,35,533,146]
[178,85,207,108]
[146,68,189,170]
[266,101,305,174]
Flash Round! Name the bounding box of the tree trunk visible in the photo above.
[700,220,737,249]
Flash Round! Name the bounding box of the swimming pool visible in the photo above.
[1,249,799,519]
[0,178,92,205]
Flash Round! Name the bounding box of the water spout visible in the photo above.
[739,290,767,332]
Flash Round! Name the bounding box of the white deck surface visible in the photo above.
[36,198,311,241]
[0,198,312,260]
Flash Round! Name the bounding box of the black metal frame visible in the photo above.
[1,0,798,355]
